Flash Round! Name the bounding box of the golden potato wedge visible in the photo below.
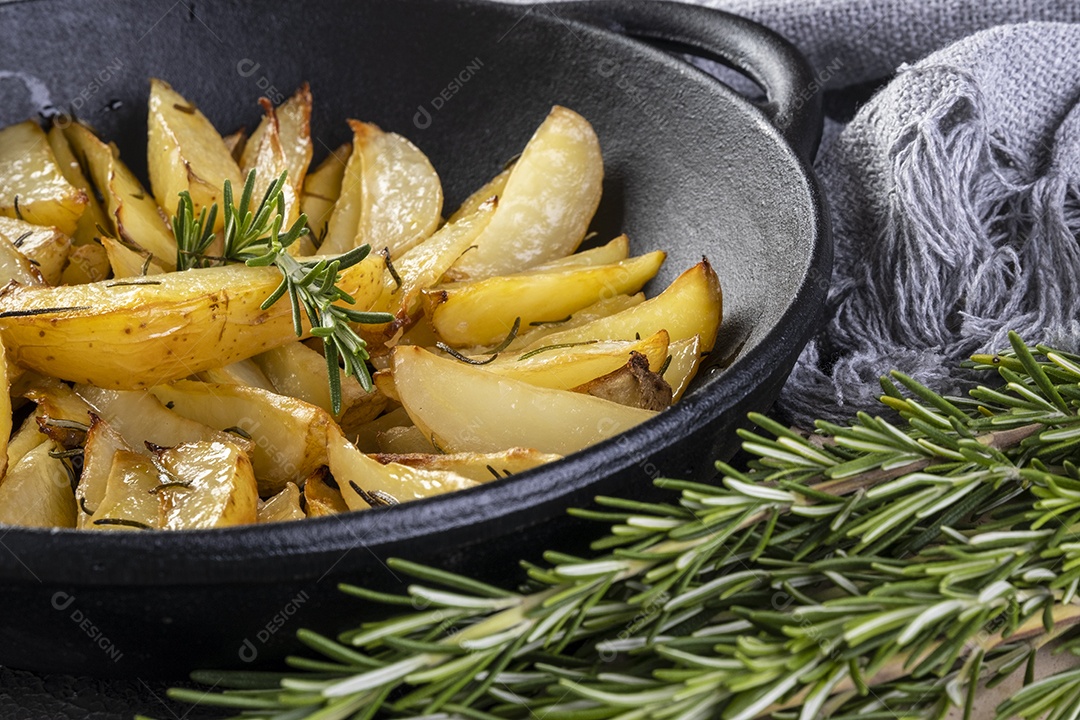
[60,241,110,285]
[253,340,384,422]
[321,120,442,257]
[74,384,252,458]
[258,481,304,523]
[157,440,258,529]
[101,236,167,278]
[391,345,657,455]
[529,235,629,272]
[150,380,331,494]
[0,216,72,285]
[85,449,159,531]
[326,426,476,510]
[47,124,111,246]
[363,198,497,352]
[0,441,76,528]
[352,405,413,453]
[425,250,665,347]
[23,376,94,449]
[241,99,299,224]
[376,425,436,454]
[0,120,87,235]
[521,259,722,353]
[7,410,48,471]
[302,143,350,246]
[147,78,243,224]
[64,122,177,269]
[0,231,44,287]
[448,163,512,223]
[197,357,275,392]
[504,292,645,352]
[242,84,312,205]
[478,330,669,391]
[76,413,131,528]
[0,252,384,388]
[371,448,562,484]
[304,467,348,517]
[573,350,673,411]
[664,336,703,402]
[448,106,602,279]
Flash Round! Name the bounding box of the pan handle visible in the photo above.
[551,0,823,162]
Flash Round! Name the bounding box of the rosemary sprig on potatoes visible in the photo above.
[173,169,393,412]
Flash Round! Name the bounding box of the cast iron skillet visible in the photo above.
[0,0,829,677]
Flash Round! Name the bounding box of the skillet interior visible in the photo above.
[0,0,827,676]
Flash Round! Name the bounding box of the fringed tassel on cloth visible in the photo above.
[779,23,1080,426]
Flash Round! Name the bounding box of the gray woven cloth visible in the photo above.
[778,19,1080,425]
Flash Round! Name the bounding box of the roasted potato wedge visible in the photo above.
[0,231,44,287]
[448,163,512,224]
[521,259,722,353]
[391,345,657,455]
[101,236,167,278]
[0,441,76,528]
[0,120,87,235]
[7,409,48,471]
[663,336,703,402]
[150,380,332,494]
[60,241,110,285]
[198,357,275,391]
[372,448,562,484]
[148,78,242,225]
[64,121,177,269]
[75,384,251,457]
[362,196,497,351]
[47,124,111,246]
[301,143,350,246]
[476,330,669,391]
[253,340,385,424]
[376,425,436,454]
[258,481,304,523]
[425,250,665,346]
[76,413,131,529]
[326,426,476,509]
[504,292,645,352]
[0,252,384,388]
[85,449,160,531]
[157,440,258,529]
[321,120,442,257]
[448,106,602,279]
[242,85,313,210]
[241,99,300,224]
[304,467,348,517]
[529,234,629,271]
[0,216,72,285]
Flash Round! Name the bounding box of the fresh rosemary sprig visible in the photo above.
[173,170,392,413]
[165,332,1080,719]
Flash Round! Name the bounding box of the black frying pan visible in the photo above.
[0,0,829,677]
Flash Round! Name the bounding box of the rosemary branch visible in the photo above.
[172,171,393,413]
[164,332,1080,719]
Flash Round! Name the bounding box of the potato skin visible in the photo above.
[0,254,383,389]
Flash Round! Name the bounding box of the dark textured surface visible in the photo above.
[0,0,827,695]
[0,670,216,720]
